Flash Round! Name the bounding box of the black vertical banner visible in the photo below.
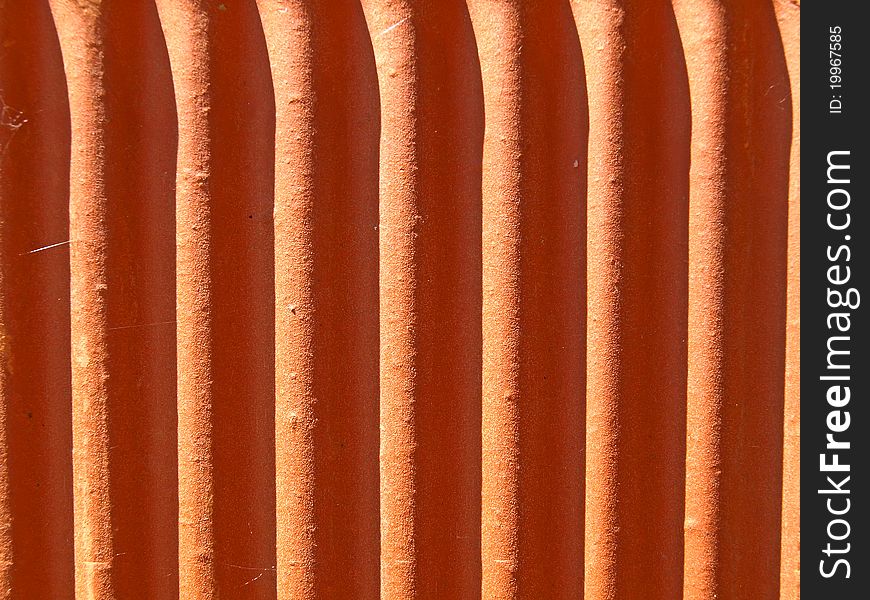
[803,2,868,597]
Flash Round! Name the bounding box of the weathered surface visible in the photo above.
[0,1,799,598]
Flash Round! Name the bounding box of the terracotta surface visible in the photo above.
[259,1,379,597]
[575,0,691,597]
[675,1,793,598]
[775,3,800,598]
[364,2,484,598]
[0,1,799,598]
[0,2,73,597]
[157,1,276,597]
[469,3,586,597]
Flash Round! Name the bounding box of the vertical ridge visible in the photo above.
[474,6,523,596]
[156,2,216,597]
[574,1,690,597]
[363,2,420,595]
[364,1,484,597]
[258,1,380,598]
[258,3,317,597]
[158,1,277,597]
[470,1,586,597]
[676,0,791,597]
[51,1,179,597]
[775,0,800,596]
[48,2,114,596]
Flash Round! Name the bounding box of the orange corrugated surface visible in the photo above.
[0,1,799,599]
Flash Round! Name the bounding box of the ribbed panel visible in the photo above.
[0,1,799,599]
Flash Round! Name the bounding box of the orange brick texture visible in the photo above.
[0,1,799,599]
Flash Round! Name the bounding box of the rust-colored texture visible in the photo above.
[0,1,799,599]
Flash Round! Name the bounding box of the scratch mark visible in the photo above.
[378,17,409,38]
[107,320,176,332]
[219,562,276,572]
[21,240,70,255]
[241,570,269,588]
